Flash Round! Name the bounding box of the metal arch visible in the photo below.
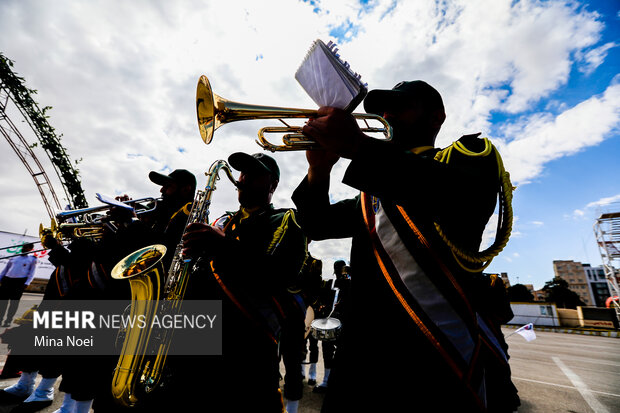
[0,84,62,219]
[0,53,87,210]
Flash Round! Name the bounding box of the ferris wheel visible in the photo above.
[0,53,87,219]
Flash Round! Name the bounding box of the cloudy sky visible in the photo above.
[0,0,618,289]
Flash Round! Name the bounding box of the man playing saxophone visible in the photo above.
[177,152,307,412]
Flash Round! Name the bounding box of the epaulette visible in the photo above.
[266,209,301,255]
[169,202,193,221]
[433,134,515,273]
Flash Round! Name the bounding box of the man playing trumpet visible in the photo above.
[293,80,519,412]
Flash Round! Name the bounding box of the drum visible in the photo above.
[310,317,341,341]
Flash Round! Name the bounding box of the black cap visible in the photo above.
[334,260,346,273]
[228,152,280,180]
[149,169,197,191]
[364,80,444,116]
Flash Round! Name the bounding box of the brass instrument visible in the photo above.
[40,218,105,241]
[2,199,161,260]
[196,75,392,152]
[110,160,238,407]
[38,197,161,243]
[55,197,160,223]
[111,244,166,407]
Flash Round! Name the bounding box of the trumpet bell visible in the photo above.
[196,75,334,148]
[196,75,218,144]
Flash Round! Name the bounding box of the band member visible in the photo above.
[143,168,197,269]
[308,260,344,394]
[176,152,307,412]
[89,168,197,412]
[299,251,323,387]
[0,243,37,326]
[0,237,100,413]
[293,80,519,412]
[280,246,325,413]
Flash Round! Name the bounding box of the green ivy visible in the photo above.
[0,52,88,209]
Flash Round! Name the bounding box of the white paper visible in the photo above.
[95,193,134,210]
[295,39,367,111]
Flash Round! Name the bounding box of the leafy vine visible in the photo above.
[0,53,87,209]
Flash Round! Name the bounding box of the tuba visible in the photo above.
[196,75,392,151]
[110,160,237,407]
[110,244,166,406]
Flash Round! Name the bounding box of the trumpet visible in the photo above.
[1,198,162,260]
[196,75,392,152]
[40,197,161,243]
[1,219,105,261]
[56,197,160,224]
[39,218,107,243]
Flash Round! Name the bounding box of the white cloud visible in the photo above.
[0,0,616,268]
[572,194,620,219]
[584,194,620,209]
[497,80,620,185]
[577,42,618,75]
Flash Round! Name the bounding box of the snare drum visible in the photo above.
[310,317,341,341]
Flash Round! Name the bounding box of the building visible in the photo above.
[532,290,547,301]
[583,264,617,308]
[482,272,512,288]
[552,260,592,306]
[509,302,559,327]
[499,272,510,288]
[553,260,617,307]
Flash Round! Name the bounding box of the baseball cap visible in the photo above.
[149,169,197,191]
[364,80,444,116]
[334,260,346,273]
[228,152,280,180]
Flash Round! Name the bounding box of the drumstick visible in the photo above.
[326,287,340,320]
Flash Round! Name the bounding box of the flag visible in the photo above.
[515,323,536,342]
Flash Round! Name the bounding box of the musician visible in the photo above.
[0,242,37,327]
[308,260,346,394]
[0,236,102,413]
[87,169,197,412]
[176,152,307,412]
[297,251,322,386]
[279,248,321,413]
[292,80,519,412]
[145,168,197,268]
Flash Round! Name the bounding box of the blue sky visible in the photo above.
[0,0,618,289]
[483,0,620,287]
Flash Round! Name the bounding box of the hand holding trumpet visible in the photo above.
[303,107,369,159]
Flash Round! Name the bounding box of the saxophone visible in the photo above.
[110,160,238,407]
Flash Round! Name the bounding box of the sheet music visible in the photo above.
[295,39,367,111]
[96,193,134,210]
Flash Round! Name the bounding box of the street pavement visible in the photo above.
[0,294,617,412]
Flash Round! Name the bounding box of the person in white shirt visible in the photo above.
[0,242,37,327]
